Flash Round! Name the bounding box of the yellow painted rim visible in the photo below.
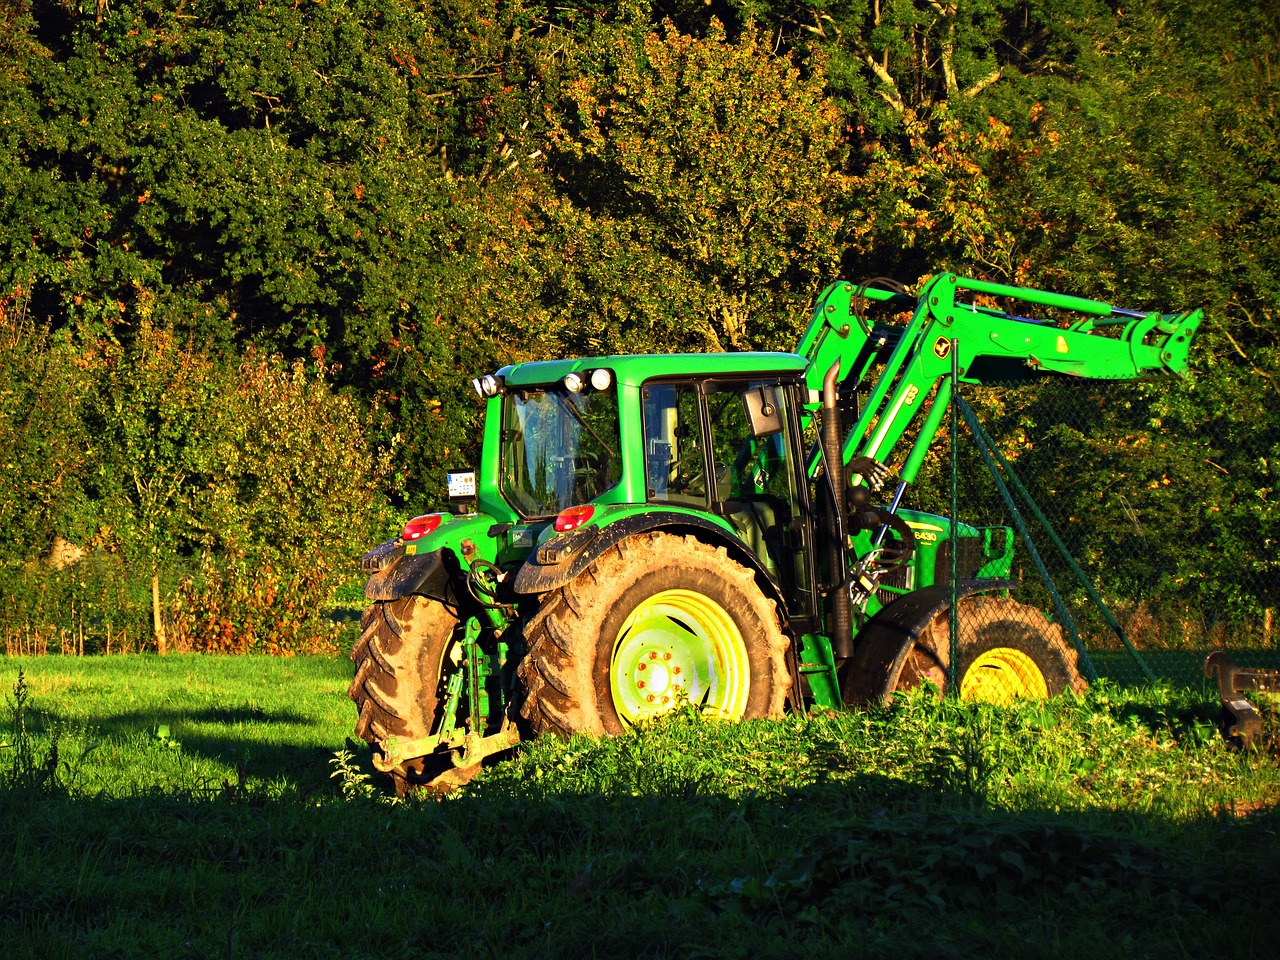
[610,589,751,724]
[960,647,1048,705]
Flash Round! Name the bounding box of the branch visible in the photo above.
[963,68,1003,98]
[860,50,906,112]
[1220,324,1280,398]
[941,38,958,95]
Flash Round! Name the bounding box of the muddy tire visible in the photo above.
[348,595,461,791]
[899,595,1087,704]
[518,532,790,737]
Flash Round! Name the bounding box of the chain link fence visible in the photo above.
[914,374,1280,701]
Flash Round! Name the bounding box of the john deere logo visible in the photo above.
[933,338,952,360]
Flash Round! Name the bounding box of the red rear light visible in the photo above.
[554,505,595,533]
[401,514,444,542]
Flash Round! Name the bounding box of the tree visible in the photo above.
[75,324,390,653]
[0,286,92,570]
[536,13,848,352]
[83,323,236,652]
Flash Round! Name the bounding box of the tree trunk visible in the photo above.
[152,570,168,655]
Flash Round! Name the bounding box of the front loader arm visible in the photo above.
[795,280,917,403]
[793,270,1200,660]
[799,272,1202,484]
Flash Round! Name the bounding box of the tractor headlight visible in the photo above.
[471,374,502,398]
[590,368,613,391]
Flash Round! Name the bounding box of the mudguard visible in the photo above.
[364,546,465,606]
[513,510,786,613]
[842,580,1018,707]
[362,513,504,605]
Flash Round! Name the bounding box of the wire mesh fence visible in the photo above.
[918,374,1280,699]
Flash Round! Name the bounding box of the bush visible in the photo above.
[1,316,391,654]
[170,351,393,653]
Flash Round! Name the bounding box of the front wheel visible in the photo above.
[898,595,1087,705]
[518,532,790,737]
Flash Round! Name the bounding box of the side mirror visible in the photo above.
[743,385,784,437]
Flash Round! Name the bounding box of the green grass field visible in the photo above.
[0,654,352,798]
[2,654,1278,959]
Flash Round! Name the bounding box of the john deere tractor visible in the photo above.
[349,272,1201,790]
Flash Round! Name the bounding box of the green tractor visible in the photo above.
[350,271,1201,790]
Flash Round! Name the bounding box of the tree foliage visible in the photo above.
[543,14,846,350]
[0,290,91,569]
[1,0,1278,641]
[1,312,389,652]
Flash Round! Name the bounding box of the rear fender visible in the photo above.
[842,580,1018,707]
[363,513,501,604]
[364,547,465,606]
[513,510,790,620]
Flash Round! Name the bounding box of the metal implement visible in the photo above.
[1205,651,1280,746]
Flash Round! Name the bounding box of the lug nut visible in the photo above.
[637,662,646,671]
[637,680,646,689]
[647,694,656,703]
[664,652,672,661]
[673,667,681,675]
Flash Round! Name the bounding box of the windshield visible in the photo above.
[500,387,622,517]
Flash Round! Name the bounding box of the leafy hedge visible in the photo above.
[1,0,1278,644]
[0,312,389,653]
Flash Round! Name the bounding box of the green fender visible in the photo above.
[842,580,1018,707]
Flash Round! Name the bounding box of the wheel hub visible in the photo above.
[610,589,751,724]
[960,646,1048,705]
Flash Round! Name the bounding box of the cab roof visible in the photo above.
[496,352,808,388]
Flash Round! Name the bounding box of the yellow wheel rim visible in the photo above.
[960,647,1048,705]
[610,589,751,725]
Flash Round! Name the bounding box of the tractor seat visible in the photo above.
[722,496,787,580]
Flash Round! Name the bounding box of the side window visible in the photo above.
[642,383,707,506]
[706,382,792,502]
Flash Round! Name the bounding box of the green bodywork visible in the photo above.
[361,271,1202,770]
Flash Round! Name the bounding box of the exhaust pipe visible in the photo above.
[823,361,853,659]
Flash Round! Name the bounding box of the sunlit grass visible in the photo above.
[0,654,351,797]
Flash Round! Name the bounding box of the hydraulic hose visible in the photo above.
[823,361,853,659]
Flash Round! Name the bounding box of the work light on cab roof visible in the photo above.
[471,374,502,398]
[562,369,613,393]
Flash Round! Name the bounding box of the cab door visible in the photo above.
[703,379,817,622]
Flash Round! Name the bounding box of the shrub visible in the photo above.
[2,315,390,654]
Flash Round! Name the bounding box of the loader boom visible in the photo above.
[796,273,1202,485]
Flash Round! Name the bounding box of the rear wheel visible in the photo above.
[898,595,1086,705]
[348,595,468,792]
[519,532,790,737]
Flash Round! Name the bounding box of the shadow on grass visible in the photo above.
[5,671,1280,958]
[1,761,1278,960]
[14,702,341,795]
